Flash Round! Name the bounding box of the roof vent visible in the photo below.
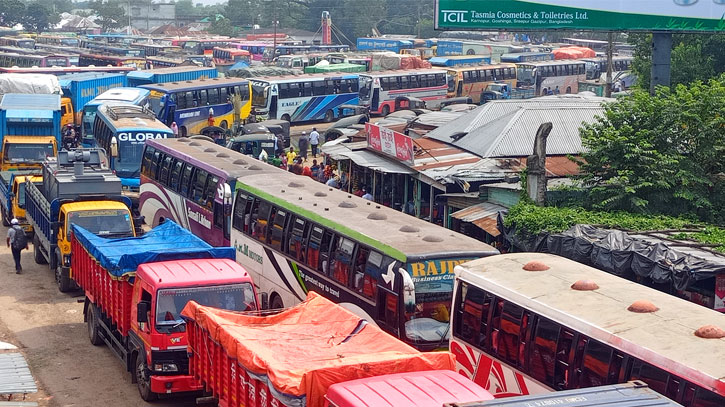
[314,192,327,197]
[694,325,725,339]
[399,225,420,233]
[248,165,262,171]
[204,148,216,153]
[189,141,201,147]
[233,159,248,165]
[523,261,550,271]
[571,280,599,291]
[339,201,357,208]
[367,212,387,220]
[627,300,659,313]
[177,138,191,143]
[423,235,444,242]
[216,153,230,158]
[288,182,304,188]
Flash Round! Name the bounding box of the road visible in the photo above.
[0,234,197,407]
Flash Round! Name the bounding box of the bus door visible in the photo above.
[376,280,400,338]
[371,85,380,112]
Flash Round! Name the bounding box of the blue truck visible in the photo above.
[126,66,218,87]
[0,94,61,170]
[356,38,414,53]
[59,72,128,125]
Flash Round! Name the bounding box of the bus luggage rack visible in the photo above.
[104,104,156,121]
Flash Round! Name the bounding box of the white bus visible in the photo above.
[516,60,586,96]
[357,69,449,116]
[250,73,360,123]
[451,253,725,406]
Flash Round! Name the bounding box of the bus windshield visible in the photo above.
[82,105,98,137]
[117,140,148,178]
[156,283,257,333]
[251,82,268,107]
[147,91,166,116]
[4,143,54,163]
[517,66,536,86]
[358,77,372,100]
[68,209,134,240]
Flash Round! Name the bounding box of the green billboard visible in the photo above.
[435,0,725,32]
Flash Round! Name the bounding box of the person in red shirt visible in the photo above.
[207,107,215,127]
[302,165,312,178]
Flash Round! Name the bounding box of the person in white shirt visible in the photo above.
[361,188,373,201]
[309,128,320,157]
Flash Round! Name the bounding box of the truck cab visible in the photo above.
[60,97,74,128]
[10,174,41,234]
[2,136,57,171]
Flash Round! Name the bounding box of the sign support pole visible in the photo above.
[605,32,613,98]
[650,32,672,95]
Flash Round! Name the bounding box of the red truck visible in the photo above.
[182,292,480,407]
[71,220,259,401]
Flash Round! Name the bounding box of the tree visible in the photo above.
[208,16,235,36]
[575,75,725,223]
[90,0,126,32]
[23,3,56,33]
[0,0,26,27]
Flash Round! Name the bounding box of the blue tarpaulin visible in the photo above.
[72,221,235,277]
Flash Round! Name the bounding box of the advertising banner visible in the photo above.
[436,0,725,32]
[366,123,415,165]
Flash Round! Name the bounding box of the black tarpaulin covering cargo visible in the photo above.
[499,215,725,291]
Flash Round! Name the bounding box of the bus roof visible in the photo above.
[517,59,586,67]
[91,87,150,104]
[456,253,725,395]
[444,63,517,72]
[249,73,359,83]
[139,77,248,92]
[0,66,135,74]
[149,138,497,261]
[97,103,171,132]
[359,68,450,77]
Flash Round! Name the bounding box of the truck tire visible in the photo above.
[33,235,47,265]
[135,351,157,401]
[55,255,72,293]
[86,303,103,346]
[1,208,8,227]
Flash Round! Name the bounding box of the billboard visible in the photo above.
[366,123,415,165]
[435,0,725,32]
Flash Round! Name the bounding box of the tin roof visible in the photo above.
[0,353,37,395]
[0,94,60,111]
[450,202,507,237]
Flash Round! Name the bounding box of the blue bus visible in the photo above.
[81,87,151,145]
[250,74,359,123]
[429,55,491,67]
[92,103,173,190]
[499,52,555,63]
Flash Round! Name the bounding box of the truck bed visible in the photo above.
[24,180,52,248]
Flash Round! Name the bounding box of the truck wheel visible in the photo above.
[86,303,103,346]
[135,351,157,401]
[33,235,47,265]
[56,261,72,293]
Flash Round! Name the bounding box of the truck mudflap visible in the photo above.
[150,375,203,394]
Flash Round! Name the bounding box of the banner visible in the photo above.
[436,0,725,32]
[366,123,415,165]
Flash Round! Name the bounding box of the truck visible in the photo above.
[480,83,536,103]
[24,149,136,292]
[58,72,127,126]
[0,94,60,170]
[0,170,42,233]
[0,73,75,128]
[182,292,458,407]
[71,220,259,401]
[126,66,218,87]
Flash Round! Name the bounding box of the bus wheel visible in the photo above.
[270,294,284,310]
[281,114,291,122]
[180,126,188,138]
[324,110,334,123]
[380,104,390,117]
[220,120,228,129]
[566,86,572,94]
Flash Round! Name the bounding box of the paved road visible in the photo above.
[0,235,197,407]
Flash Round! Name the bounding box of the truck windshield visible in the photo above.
[68,209,134,240]
[4,143,55,163]
[155,283,257,333]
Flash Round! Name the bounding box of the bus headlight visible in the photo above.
[154,363,179,372]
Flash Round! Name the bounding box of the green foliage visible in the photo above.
[22,3,56,33]
[576,75,725,224]
[0,0,28,27]
[504,202,725,252]
[90,0,126,31]
[208,17,235,37]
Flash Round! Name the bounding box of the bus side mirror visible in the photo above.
[110,136,118,158]
[137,301,149,323]
[223,184,232,206]
[397,267,416,313]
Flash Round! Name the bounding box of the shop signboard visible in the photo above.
[366,123,415,165]
[435,0,725,32]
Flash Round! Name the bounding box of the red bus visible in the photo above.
[358,69,449,115]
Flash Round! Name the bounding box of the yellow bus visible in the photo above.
[447,63,517,104]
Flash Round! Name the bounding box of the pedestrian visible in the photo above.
[207,107,215,127]
[302,164,312,178]
[361,188,373,200]
[286,146,297,166]
[280,154,288,171]
[258,148,268,162]
[298,131,309,160]
[291,158,303,175]
[171,122,179,137]
[309,127,320,157]
[6,219,28,273]
[326,175,340,188]
[310,159,320,179]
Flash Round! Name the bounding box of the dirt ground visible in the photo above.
[0,232,197,407]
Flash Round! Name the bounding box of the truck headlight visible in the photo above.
[154,363,179,372]
[63,255,71,267]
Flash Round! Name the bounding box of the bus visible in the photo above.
[212,47,251,73]
[130,42,181,57]
[78,53,146,69]
[228,41,274,61]
[138,137,499,349]
[0,36,35,49]
[81,87,151,144]
[516,60,586,96]
[0,52,70,68]
[34,43,82,65]
[81,42,145,58]
[36,34,78,47]
[446,63,517,104]
[358,69,449,115]
[140,77,252,137]
[250,74,360,123]
[261,44,350,63]
[451,253,725,405]
[0,66,135,75]
[173,38,232,56]
[500,52,554,63]
[94,103,173,190]
[580,56,634,80]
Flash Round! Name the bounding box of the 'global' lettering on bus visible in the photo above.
[117,132,169,143]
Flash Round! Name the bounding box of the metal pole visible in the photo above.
[650,32,672,95]
[605,32,613,98]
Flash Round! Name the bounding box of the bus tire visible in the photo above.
[324,109,334,123]
[87,303,103,346]
[135,351,157,402]
[380,104,390,117]
[270,294,284,310]
[34,235,47,265]
[281,114,291,122]
[220,120,228,129]
[180,126,188,138]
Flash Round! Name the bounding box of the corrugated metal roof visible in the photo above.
[320,141,414,174]
[0,94,60,111]
[450,202,507,237]
[0,353,37,395]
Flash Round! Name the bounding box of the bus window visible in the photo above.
[254,200,272,242]
[324,80,335,94]
[492,299,524,366]
[141,146,155,177]
[180,164,194,197]
[192,169,209,205]
[302,82,313,97]
[331,236,354,285]
[220,87,228,102]
[530,317,560,387]
[378,290,399,334]
[312,81,325,96]
[579,339,612,388]
[307,225,324,270]
[400,76,409,90]
[351,246,370,293]
[169,160,183,191]
[630,360,669,396]
[454,284,485,347]
[149,151,162,179]
[288,217,307,261]
[207,88,220,104]
[270,209,287,251]
[158,156,173,186]
[203,175,219,209]
[199,89,208,105]
[232,192,246,232]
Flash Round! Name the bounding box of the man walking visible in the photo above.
[6,218,28,273]
[309,127,320,158]
[298,131,309,161]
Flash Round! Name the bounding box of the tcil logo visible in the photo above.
[117,132,169,142]
[441,9,469,23]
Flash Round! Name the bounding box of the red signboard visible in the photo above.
[366,123,415,165]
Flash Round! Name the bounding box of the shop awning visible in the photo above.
[344,150,415,174]
[451,202,507,237]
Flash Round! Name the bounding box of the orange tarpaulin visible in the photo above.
[552,46,596,60]
[182,292,455,406]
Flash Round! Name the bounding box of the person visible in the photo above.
[326,176,340,188]
[298,131,309,160]
[291,158,303,175]
[207,107,215,127]
[310,159,320,179]
[362,188,373,201]
[6,218,28,273]
[286,147,297,166]
[309,127,320,157]
[302,164,312,178]
[280,154,288,171]
[554,86,560,95]
[258,148,268,162]
[170,122,179,137]
[354,186,365,197]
